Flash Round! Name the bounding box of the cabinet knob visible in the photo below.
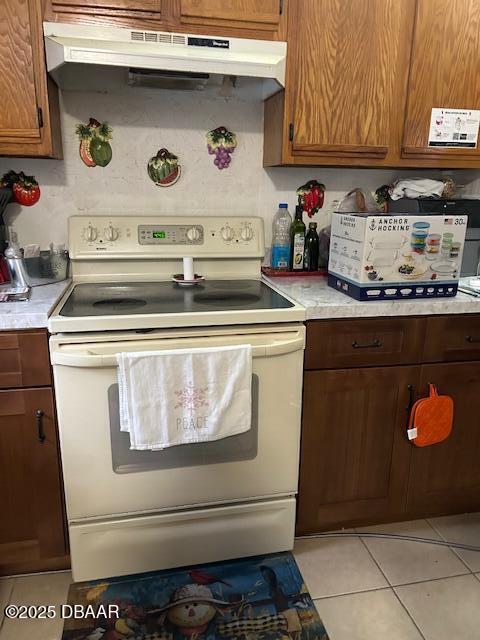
[221,225,235,242]
[186,226,201,242]
[84,225,98,242]
[104,225,119,241]
[240,225,253,241]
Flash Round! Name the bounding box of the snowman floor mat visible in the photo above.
[62,552,329,640]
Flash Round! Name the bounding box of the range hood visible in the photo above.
[43,22,287,88]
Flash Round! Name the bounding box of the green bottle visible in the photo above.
[290,204,306,270]
[304,222,319,271]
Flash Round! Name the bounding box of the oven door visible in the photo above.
[50,324,305,521]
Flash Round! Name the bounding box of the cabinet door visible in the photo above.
[407,362,480,516]
[0,388,66,574]
[0,0,42,142]
[50,0,164,18]
[297,366,417,534]
[0,0,61,157]
[290,0,415,159]
[180,0,282,32]
[403,0,480,159]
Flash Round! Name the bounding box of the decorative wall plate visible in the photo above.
[296,180,325,218]
[1,170,40,206]
[206,126,237,170]
[147,148,181,187]
[75,118,113,168]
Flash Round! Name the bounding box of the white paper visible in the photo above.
[428,108,480,148]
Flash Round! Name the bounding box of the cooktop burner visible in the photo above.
[59,280,293,317]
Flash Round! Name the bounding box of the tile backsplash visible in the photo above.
[0,79,464,250]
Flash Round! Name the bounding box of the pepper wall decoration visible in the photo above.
[296,180,325,218]
[1,171,40,206]
[75,118,113,167]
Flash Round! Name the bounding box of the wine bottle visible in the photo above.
[304,222,319,271]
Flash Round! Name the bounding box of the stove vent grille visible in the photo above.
[130,31,187,45]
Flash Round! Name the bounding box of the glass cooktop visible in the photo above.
[59,280,294,317]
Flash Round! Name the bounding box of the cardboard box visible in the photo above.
[328,212,468,301]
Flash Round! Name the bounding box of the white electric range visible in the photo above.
[49,215,306,582]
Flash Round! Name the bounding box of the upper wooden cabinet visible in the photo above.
[0,0,61,158]
[179,0,282,33]
[49,0,165,24]
[46,0,287,38]
[264,0,480,168]
[402,0,480,160]
[264,0,415,167]
[0,1,40,141]
[290,0,412,160]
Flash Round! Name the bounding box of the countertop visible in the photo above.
[0,280,71,330]
[3,275,479,330]
[264,275,480,320]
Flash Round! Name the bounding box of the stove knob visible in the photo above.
[84,225,98,242]
[104,225,119,241]
[221,225,235,242]
[240,225,253,241]
[186,226,201,242]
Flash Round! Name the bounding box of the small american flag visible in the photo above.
[444,218,454,225]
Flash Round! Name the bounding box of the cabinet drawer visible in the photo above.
[423,315,480,363]
[0,330,51,389]
[305,318,426,370]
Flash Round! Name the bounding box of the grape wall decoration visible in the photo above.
[206,126,237,170]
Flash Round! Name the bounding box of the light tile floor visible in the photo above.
[0,514,479,639]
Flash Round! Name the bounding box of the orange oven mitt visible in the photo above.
[407,384,454,447]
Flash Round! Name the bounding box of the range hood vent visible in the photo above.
[128,68,210,90]
[130,31,187,45]
[43,22,286,88]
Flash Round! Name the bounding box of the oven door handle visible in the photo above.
[51,336,304,368]
[265,336,305,356]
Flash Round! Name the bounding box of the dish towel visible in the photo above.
[117,344,252,450]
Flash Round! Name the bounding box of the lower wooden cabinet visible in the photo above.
[0,387,67,575]
[407,362,480,516]
[297,366,415,534]
[298,316,480,534]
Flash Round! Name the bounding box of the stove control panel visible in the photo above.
[138,224,204,245]
[70,216,265,259]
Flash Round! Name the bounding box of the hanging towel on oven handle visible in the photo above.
[407,384,454,447]
[117,344,252,450]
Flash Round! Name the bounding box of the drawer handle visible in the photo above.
[36,409,45,443]
[465,335,480,343]
[352,339,382,349]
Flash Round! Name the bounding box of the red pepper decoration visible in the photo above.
[296,180,325,218]
[1,170,41,206]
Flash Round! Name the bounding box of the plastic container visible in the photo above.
[271,203,292,270]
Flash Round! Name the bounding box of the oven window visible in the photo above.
[108,376,259,474]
